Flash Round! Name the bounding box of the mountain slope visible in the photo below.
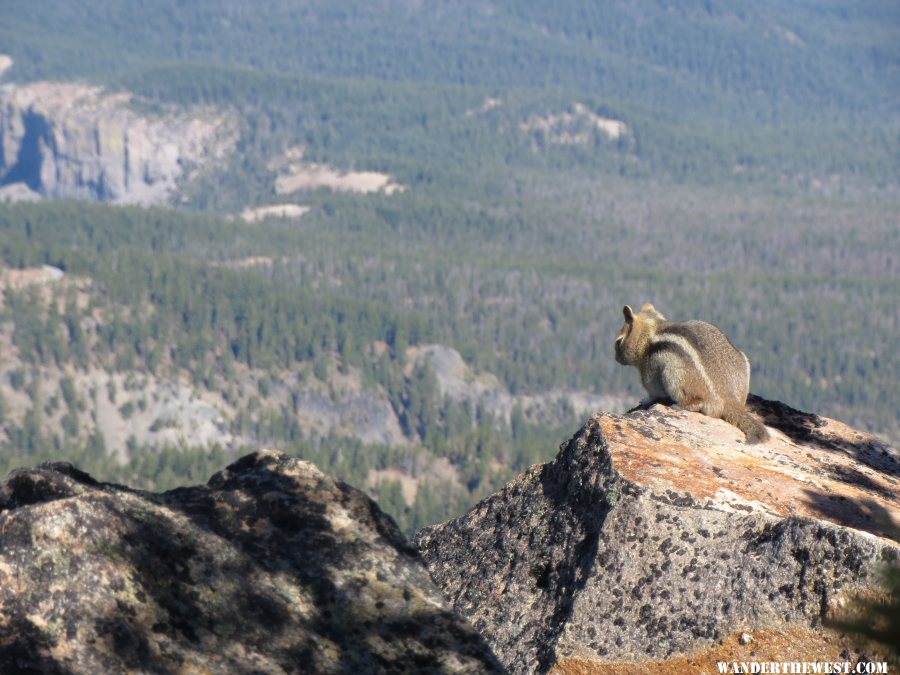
[2,0,897,126]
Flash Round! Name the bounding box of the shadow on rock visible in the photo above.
[0,451,503,674]
[751,395,900,479]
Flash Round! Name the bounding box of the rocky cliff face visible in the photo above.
[0,450,502,674]
[415,397,900,674]
[0,82,235,205]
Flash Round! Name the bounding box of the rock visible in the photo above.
[239,204,311,223]
[0,450,503,674]
[0,181,41,202]
[410,343,630,428]
[270,146,406,196]
[292,387,408,447]
[415,397,900,674]
[91,373,236,459]
[0,82,236,205]
[519,103,628,146]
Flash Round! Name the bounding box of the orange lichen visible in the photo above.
[595,408,899,540]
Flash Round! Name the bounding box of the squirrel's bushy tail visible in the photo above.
[722,403,769,444]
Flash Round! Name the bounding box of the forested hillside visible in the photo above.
[3,1,898,193]
[0,0,897,532]
[2,178,897,531]
[3,0,898,125]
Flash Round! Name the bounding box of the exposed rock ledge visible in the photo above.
[0,451,502,673]
[415,397,900,674]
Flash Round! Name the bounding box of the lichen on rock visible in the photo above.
[415,397,900,674]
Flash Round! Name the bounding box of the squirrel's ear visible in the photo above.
[640,303,666,321]
[623,305,635,322]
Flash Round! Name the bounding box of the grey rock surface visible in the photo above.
[415,399,900,673]
[411,343,629,428]
[0,450,503,674]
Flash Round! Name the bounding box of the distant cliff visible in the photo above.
[0,450,502,673]
[0,82,236,204]
[416,397,900,673]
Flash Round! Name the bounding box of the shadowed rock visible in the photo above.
[415,398,899,674]
[0,450,504,674]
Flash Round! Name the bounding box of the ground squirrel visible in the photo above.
[615,303,769,444]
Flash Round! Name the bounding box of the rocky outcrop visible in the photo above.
[292,387,409,447]
[0,82,236,204]
[519,103,628,146]
[0,450,503,673]
[411,344,629,427]
[269,145,406,196]
[415,397,900,673]
[0,362,408,459]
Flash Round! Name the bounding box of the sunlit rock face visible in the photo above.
[416,397,900,674]
[0,81,236,205]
